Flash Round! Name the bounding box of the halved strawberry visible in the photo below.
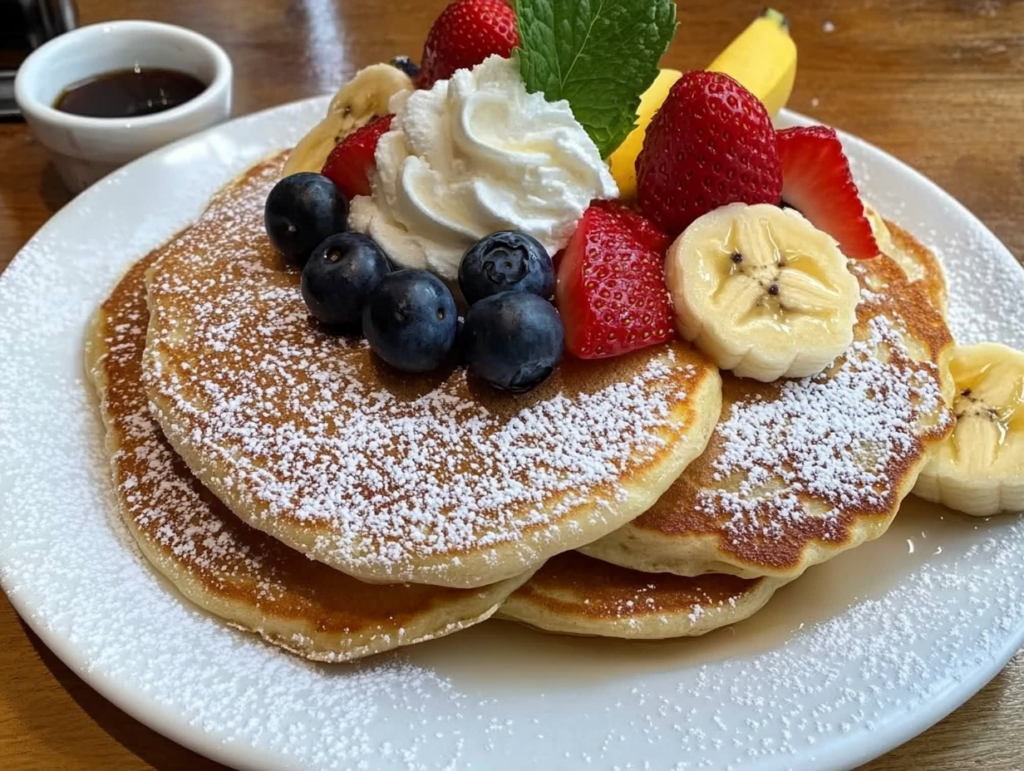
[416,0,519,89]
[776,126,878,260]
[556,201,675,359]
[321,114,394,200]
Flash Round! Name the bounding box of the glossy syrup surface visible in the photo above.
[54,66,207,119]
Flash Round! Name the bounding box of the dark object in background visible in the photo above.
[1,0,79,118]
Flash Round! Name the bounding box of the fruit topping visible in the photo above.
[458,231,555,306]
[463,292,564,392]
[283,64,412,177]
[665,202,860,382]
[347,55,617,282]
[390,55,420,80]
[775,125,879,260]
[363,269,458,373]
[321,114,394,201]
[636,70,782,238]
[606,68,681,199]
[607,8,796,200]
[555,200,675,360]
[301,233,392,330]
[707,8,796,119]
[915,342,1024,517]
[417,0,519,90]
[264,173,349,267]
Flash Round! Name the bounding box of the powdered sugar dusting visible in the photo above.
[1,101,1024,771]
[839,115,1024,348]
[504,553,773,634]
[0,100,479,770]
[591,583,746,630]
[144,157,705,582]
[936,216,1024,348]
[91,258,523,662]
[701,314,950,537]
[98,270,285,597]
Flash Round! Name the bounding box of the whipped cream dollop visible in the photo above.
[349,55,618,279]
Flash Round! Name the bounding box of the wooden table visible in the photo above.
[2,0,1023,768]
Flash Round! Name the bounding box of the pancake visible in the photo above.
[581,252,956,580]
[142,154,723,589]
[86,254,532,662]
[864,202,947,315]
[497,551,786,639]
[884,218,948,316]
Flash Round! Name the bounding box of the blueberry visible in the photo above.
[301,233,391,330]
[458,231,555,306]
[463,292,564,392]
[390,56,420,80]
[264,173,349,267]
[363,269,458,373]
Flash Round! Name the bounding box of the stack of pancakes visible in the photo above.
[85,154,955,662]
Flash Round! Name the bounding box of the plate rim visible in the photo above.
[1,98,1022,771]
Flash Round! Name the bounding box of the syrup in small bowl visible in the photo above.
[54,65,206,119]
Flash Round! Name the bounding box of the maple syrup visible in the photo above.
[54,66,206,118]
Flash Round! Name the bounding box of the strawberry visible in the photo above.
[775,126,879,260]
[321,114,394,200]
[416,0,519,89]
[556,200,675,360]
[636,71,782,237]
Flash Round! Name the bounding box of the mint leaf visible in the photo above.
[516,0,677,159]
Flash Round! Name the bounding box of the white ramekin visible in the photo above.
[14,20,233,193]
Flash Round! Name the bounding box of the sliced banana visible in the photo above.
[282,64,413,177]
[665,203,860,382]
[862,201,892,256]
[914,342,1024,517]
[863,199,949,318]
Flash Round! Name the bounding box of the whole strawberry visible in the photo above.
[321,114,394,200]
[556,200,675,360]
[636,71,783,237]
[416,0,519,89]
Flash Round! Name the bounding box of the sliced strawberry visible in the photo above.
[776,126,878,260]
[416,0,519,89]
[556,200,675,360]
[636,70,783,238]
[321,114,394,200]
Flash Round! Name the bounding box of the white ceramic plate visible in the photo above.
[2,99,1023,771]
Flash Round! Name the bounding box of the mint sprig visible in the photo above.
[515,0,677,159]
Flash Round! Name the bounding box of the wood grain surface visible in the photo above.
[2,0,1024,769]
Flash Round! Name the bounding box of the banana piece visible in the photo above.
[862,201,893,257]
[914,343,1024,517]
[282,64,413,178]
[665,203,860,382]
[708,8,797,119]
[607,69,682,198]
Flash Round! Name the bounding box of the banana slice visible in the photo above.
[282,64,413,177]
[862,201,892,256]
[665,203,860,382]
[707,8,797,118]
[914,342,1024,517]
